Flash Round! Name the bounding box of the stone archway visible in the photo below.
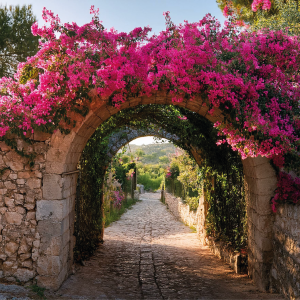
[0,93,276,291]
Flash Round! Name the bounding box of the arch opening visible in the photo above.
[33,102,276,290]
[0,100,276,292]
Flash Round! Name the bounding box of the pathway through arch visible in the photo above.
[45,192,282,300]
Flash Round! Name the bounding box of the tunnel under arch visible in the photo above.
[0,94,277,293]
[32,94,276,291]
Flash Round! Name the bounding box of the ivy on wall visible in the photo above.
[75,104,246,258]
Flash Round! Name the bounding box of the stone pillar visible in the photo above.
[36,172,77,290]
[197,190,208,245]
[243,156,277,292]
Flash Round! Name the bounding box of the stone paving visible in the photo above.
[1,192,284,299]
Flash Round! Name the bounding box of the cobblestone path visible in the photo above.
[45,192,283,300]
[0,192,284,299]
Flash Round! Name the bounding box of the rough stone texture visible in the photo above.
[270,204,300,299]
[164,192,243,274]
[0,95,291,294]
[164,192,199,228]
[42,193,283,299]
[243,156,277,292]
[0,138,48,284]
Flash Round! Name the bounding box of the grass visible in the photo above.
[105,198,139,227]
[28,284,46,299]
[189,225,197,232]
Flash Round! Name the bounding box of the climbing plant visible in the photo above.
[76,104,246,256]
[0,5,299,214]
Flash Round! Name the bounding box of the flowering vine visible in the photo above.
[251,0,272,12]
[0,6,300,209]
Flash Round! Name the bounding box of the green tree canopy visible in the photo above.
[0,5,39,77]
[217,0,300,35]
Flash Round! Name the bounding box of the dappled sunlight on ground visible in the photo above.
[44,192,283,299]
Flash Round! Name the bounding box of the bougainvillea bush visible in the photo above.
[0,6,300,209]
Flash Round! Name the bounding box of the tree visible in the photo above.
[217,0,300,35]
[0,5,39,77]
[135,149,145,158]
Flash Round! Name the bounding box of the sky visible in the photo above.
[3,0,225,145]
[3,0,225,36]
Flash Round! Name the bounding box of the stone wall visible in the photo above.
[164,192,207,244]
[0,138,48,284]
[243,157,277,291]
[270,204,300,299]
[164,192,243,274]
[164,192,198,227]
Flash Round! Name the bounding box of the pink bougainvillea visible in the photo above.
[0,6,300,209]
[223,5,230,17]
[251,0,272,12]
[112,190,125,208]
[272,172,300,212]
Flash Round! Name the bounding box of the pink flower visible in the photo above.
[223,5,229,17]
[252,0,271,12]
[178,116,187,120]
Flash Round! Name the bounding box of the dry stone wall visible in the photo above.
[270,204,300,299]
[164,192,206,243]
[163,192,243,273]
[0,137,48,284]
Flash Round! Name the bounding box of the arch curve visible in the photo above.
[0,95,276,291]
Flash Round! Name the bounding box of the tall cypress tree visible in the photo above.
[0,5,39,78]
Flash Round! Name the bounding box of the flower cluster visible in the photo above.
[0,7,300,208]
[165,167,172,178]
[112,190,125,208]
[272,172,300,212]
[251,0,272,12]
[223,5,230,17]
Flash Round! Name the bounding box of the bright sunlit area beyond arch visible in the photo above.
[129,136,169,145]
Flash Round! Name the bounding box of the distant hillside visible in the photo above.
[125,142,178,165]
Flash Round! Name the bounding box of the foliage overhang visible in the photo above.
[0,6,300,208]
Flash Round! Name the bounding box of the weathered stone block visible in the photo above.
[0,207,7,214]
[4,161,24,171]
[255,230,273,252]
[21,259,33,269]
[26,211,36,220]
[43,174,63,200]
[18,171,31,179]
[36,199,69,221]
[46,148,67,163]
[254,163,276,179]
[19,253,31,261]
[24,203,35,210]
[26,178,41,189]
[0,141,11,151]
[50,237,63,256]
[4,197,14,207]
[5,212,23,225]
[18,238,30,255]
[9,173,17,180]
[16,179,25,185]
[256,195,272,216]
[33,239,40,248]
[37,255,62,276]
[5,241,19,256]
[0,189,7,195]
[15,268,35,282]
[4,181,16,190]
[37,220,63,240]
[16,206,26,215]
